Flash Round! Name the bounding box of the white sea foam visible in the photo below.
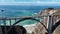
[23,24,36,27]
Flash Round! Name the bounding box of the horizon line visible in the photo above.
[0,2,60,6]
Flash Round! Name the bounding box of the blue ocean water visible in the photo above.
[0,5,60,26]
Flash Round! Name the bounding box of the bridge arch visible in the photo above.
[13,17,48,31]
[7,17,48,33]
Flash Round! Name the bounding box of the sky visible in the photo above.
[0,0,60,6]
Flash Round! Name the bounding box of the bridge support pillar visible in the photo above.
[9,19,11,26]
[3,20,7,34]
[48,16,54,34]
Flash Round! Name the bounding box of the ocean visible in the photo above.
[0,5,60,26]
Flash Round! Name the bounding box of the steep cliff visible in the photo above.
[24,8,60,34]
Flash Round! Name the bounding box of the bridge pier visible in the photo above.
[48,16,54,34]
[9,19,11,26]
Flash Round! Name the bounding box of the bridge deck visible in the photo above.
[0,14,60,20]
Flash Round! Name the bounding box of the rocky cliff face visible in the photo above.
[33,22,46,34]
[23,24,36,34]
[35,8,60,34]
[24,8,60,34]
